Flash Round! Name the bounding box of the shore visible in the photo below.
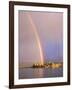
[19,62,63,69]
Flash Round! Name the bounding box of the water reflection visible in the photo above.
[33,68,44,78]
[19,67,63,79]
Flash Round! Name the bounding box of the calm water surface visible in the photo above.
[19,67,63,79]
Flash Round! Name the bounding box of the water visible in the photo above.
[19,67,63,79]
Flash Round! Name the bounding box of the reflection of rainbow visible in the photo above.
[27,14,44,65]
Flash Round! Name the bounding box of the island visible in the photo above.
[32,62,63,69]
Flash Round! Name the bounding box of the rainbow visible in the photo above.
[27,14,44,65]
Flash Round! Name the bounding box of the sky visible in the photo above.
[19,11,63,67]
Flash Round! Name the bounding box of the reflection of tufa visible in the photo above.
[32,62,63,68]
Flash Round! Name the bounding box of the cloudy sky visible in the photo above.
[19,11,63,67]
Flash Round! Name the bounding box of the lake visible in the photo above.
[19,67,63,79]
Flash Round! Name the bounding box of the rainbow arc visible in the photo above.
[27,14,44,65]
